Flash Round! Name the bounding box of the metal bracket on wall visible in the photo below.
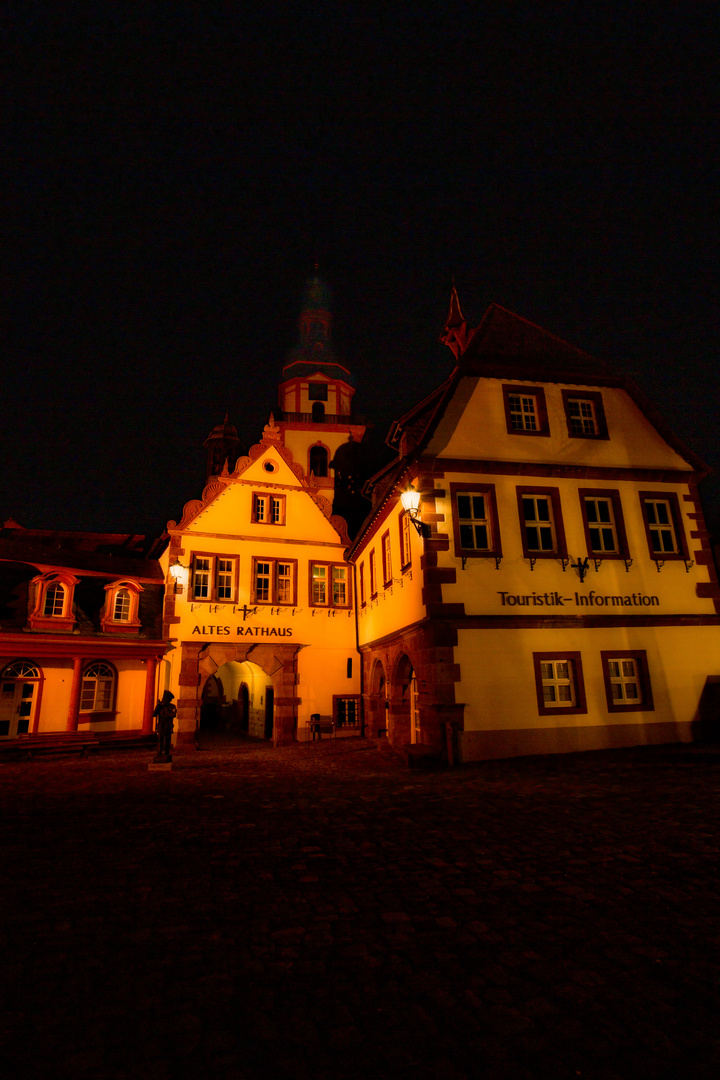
[572,556,590,583]
[461,556,468,570]
[559,556,571,572]
[653,560,665,572]
[623,558,633,572]
[592,558,603,572]
[493,555,502,570]
[528,557,537,571]
[684,559,695,573]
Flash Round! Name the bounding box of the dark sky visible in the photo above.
[4,2,720,537]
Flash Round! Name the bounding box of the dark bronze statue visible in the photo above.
[153,690,176,761]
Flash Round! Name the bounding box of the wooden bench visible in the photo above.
[0,732,101,760]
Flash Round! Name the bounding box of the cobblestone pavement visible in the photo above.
[2,739,719,1080]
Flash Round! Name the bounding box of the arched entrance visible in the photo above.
[0,660,42,738]
[200,674,223,731]
[390,654,415,747]
[178,641,302,747]
[203,660,274,742]
[365,658,387,739]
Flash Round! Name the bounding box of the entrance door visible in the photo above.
[0,679,38,738]
[264,686,274,740]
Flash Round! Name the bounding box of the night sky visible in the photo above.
[4,3,720,538]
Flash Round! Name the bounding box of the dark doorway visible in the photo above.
[200,676,223,731]
[239,684,249,732]
[264,686,274,740]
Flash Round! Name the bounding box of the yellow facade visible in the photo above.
[161,418,361,745]
[349,300,720,762]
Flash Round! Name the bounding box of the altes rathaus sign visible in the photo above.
[498,590,660,609]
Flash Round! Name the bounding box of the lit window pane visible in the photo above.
[277,563,293,603]
[313,565,327,604]
[332,566,347,606]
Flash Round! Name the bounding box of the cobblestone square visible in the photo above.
[2,740,719,1079]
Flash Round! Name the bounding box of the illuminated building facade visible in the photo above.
[4,281,719,760]
[0,522,166,741]
[159,274,366,744]
[348,294,720,761]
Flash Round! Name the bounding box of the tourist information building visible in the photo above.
[347,293,720,762]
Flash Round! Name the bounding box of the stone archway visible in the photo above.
[364,657,387,739]
[175,641,301,747]
[390,653,415,747]
[200,674,223,731]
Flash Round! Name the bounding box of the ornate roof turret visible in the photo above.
[203,412,241,481]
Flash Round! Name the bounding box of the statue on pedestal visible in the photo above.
[153,690,176,762]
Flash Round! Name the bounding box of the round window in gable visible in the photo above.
[263,459,278,473]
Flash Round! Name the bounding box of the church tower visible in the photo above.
[276,270,366,526]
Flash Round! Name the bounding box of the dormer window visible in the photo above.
[28,572,79,632]
[562,390,608,440]
[101,579,143,634]
[43,583,66,617]
[114,589,131,621]
[502,385,550,437]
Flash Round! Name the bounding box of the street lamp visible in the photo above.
[400,488,431,538]
[169,560,190,591]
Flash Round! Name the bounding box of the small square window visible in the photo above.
[533,652,587,715]
[502,385,549,437]
[562,390,608,440]
[252,493,286,526]
[601,651,653,713]
[308,382,328,401]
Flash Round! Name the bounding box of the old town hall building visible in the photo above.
[2,278,720,760]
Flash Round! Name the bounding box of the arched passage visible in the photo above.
[390,654,418,746]
[176,641,301,747]
[364,658,387,739]
[204,660,273,741]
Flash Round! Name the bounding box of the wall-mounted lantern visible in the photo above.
[400,488,431,539]
[169,560,190,591]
